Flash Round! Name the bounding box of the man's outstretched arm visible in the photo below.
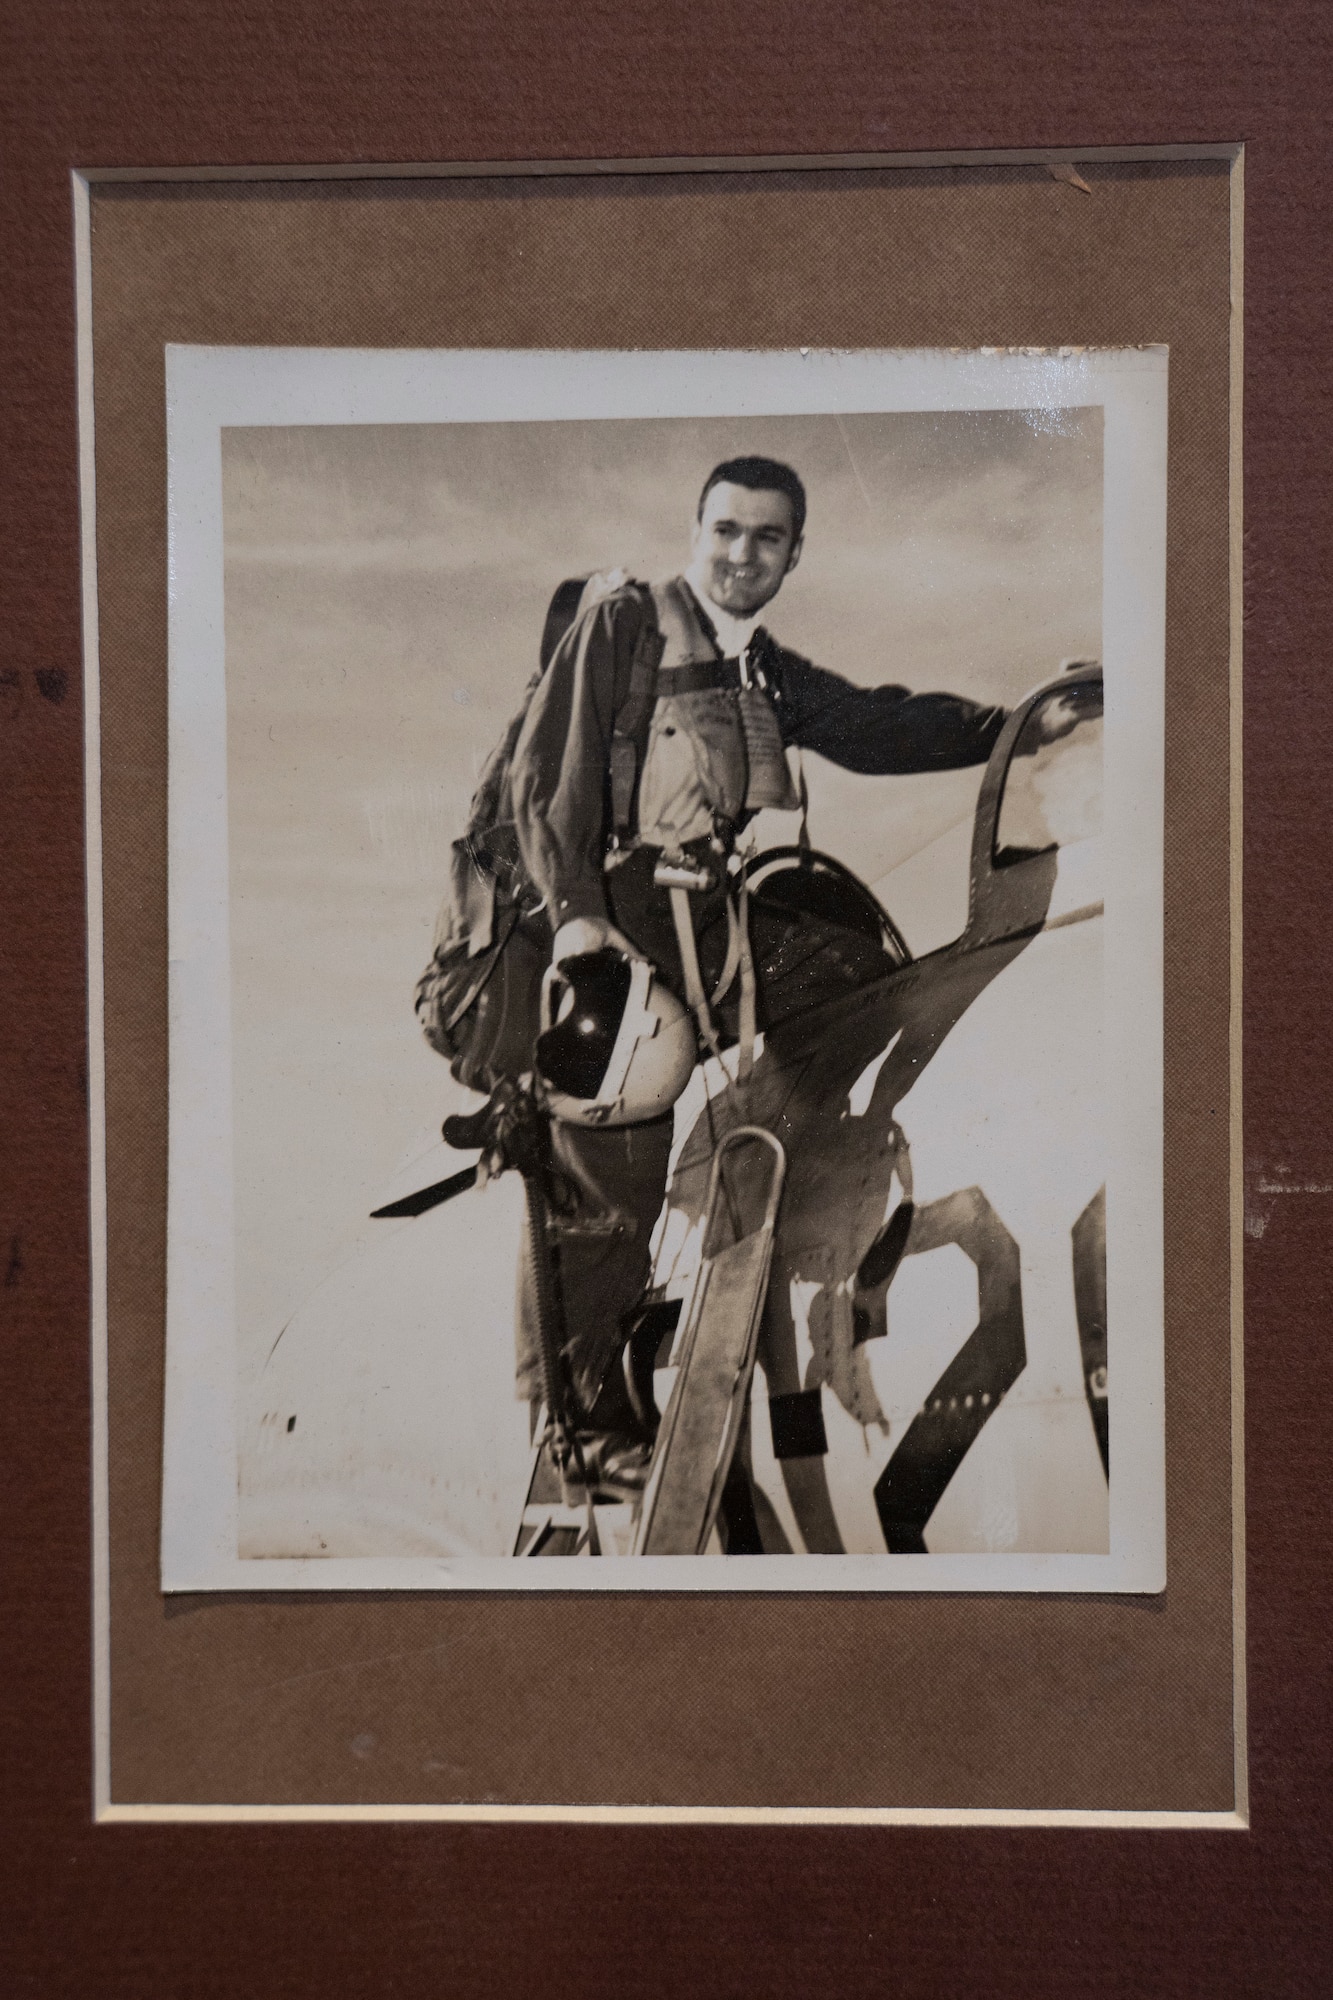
[769,647,1007,775]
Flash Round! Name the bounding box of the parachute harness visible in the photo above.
[658,851,758,1091]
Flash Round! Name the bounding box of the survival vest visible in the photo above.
[440,574,796,951]
[417,574,906,1090]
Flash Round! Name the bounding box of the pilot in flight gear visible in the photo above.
[419,455,1007,1493]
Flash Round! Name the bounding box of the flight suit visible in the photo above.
[495,576,1007,1411]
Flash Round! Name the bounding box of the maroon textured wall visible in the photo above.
[1,3,1330,1995]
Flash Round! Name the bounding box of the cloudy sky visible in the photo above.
[222,407,1102,1370]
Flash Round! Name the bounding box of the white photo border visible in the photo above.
[159,344,1168,1594]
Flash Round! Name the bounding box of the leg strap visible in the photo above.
[710,894,742,1008]
[669,884,722,1062]
[736,869,757,1085]
[669,877,757,1084]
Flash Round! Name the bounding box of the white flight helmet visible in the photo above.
[536,947,695,1127]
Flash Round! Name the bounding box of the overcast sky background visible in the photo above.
[222,407,1102,1374]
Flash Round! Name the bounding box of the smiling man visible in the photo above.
[690,460,806,614]
[418,454,1008,1508]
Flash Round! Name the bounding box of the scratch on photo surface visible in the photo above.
[834,412,876,517]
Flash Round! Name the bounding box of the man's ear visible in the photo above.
[785,535,804,576]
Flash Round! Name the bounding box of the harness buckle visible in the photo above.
[652,853,716,894]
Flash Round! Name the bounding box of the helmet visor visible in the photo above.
[535,949,634,1100]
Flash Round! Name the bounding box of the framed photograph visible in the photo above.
[74,152,1242,1830]
[15,0,1333,1959]
[160,342,1167,1596]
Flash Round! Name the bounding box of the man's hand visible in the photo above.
[552,916,640,965]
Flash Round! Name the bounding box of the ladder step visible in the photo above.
[516,1502,636,1558]
[511,1128,784,1560]
[634,1127,785,1556]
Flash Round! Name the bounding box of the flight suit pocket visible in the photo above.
[637,689,747,846]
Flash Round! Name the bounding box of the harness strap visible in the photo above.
[710,895,742,1008]
[609,588,666,840]
[668,875,757,1088]
[669,885,723,1063]
[795,745,812,854]
[736,870,757,1085]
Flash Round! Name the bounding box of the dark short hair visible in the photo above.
[697,456,807,542]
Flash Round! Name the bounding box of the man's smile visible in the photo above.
[687,478,803,619]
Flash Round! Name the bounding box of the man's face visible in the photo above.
[688,481,802,617]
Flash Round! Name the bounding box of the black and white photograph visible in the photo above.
[160,345,1167,1589]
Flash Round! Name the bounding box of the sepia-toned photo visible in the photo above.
[161,346,1167,1590]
